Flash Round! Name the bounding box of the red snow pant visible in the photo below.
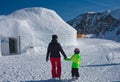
[50,58,61,78]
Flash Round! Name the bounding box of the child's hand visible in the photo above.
[64,58,71,61]
[64,58,67,61]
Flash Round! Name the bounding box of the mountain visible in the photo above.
[67,9,120,42]
[111,9,120,20]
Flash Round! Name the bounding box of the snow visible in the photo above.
[0,7,77,54]
[103,8,120,20]
[0,7,120,82]
[0,38,120,82]
[103,10,111,15]
[10,7,77,45]
[84,34,97,38]
[111,8,120,20]
[87,12,96,14]
[99,25,120,42]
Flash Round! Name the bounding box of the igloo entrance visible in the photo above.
[1,36,21,56]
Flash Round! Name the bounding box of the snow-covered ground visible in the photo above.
[0,38,120,82]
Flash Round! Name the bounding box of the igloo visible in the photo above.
[0,7,77,55]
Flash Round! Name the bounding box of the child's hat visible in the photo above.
[74,48,80,53]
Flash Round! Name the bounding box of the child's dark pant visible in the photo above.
[71,68,79,77]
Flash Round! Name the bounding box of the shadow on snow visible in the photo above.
[81,63,120,67]
[21,79,73,82]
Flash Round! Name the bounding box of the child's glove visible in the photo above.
[64,58,67,61]
[64,58,71,61]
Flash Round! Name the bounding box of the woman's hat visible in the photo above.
[52,35,58,40]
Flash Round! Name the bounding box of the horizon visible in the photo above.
[0,0,120,21]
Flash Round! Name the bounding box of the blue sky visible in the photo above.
[0,0,120,21]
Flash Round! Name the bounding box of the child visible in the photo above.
[65,48,82,80]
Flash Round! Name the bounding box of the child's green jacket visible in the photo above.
[65,54,82,68]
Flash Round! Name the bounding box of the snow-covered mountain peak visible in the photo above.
[68,8,120,42]
[103,10,111,15]
[87,12,96,14]
[110,8,120,20]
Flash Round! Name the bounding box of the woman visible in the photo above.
[46,35,67,79]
